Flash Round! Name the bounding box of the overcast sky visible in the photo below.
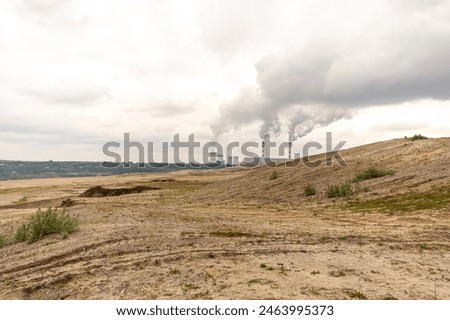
[1,0,450,161]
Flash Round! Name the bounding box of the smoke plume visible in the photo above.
[212,3,450,140]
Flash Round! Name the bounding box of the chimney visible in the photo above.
[261,140,265,159]
[288,141,292,160]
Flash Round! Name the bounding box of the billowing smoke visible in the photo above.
[211,87,282,139]
[287,107,352,141]
[212,2,450,140]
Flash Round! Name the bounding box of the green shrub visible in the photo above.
[348,291,367,300]
[327,181,352,198]
[15,207,79,244]
[0,235,5,248]
[406,134,428,141]
[269,170,279,180]
[304,184,317,196]
[352,167,395,182]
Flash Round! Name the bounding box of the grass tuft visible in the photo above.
[352,167,395,183]
[346,189,450,213]
[15,207,79,244]
[269,170,280,180]
[406,134,428,141]
[304,184,317,196]
[348,291,367,300]
[327,181,352,198]
[0,234,6,248]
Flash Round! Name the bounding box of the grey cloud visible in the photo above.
[213,3,450,140]
[22,85,109,105]
[148,104,197,118]
[124,102,198,118]
[211,87,281,138]
[370,121,428,133]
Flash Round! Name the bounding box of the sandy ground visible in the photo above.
[0,138,449,300]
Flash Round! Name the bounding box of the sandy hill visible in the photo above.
[0,137,449,300]
[196,137,450,205]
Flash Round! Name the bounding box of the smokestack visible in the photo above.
[288,141,292,160]
[261,140,265,159]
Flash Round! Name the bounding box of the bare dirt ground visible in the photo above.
[0,138,449,300]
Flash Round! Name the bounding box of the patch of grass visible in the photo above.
[247,278,275,287]
[326,181,352,198]
[406,134,428,141]
[15,207,79,244]
[329,270,346,277]
[169,268,180,275]
[269,170,280,180]
[260,263,267,268]
[383,296,398,300]
[348,291,367,300]
[209,231,254,238]
[304,184,317,196]
[419,243,430,250]
[0,235,6,248]
[15,196,28,203]
[352,167,395,183]
[346,189,450,213]
[182,283,200,291]
[310,270,320,275]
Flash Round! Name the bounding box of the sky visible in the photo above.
[1,0,450,161]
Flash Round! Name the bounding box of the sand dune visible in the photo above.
[0,138,449,299]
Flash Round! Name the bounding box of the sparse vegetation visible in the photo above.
[182,283,200,291]
[347,189,450,213]
[326,181,352,198]
[169,268,180,275]
[16,196,28,203]
[310,270,320,275]
[383,296,398,300]
[329,270,346,277]
[260,263,267,268]
[406,134,428,141]
[209,231,254,238]
[352,167,395,183]
[348,291,367,300]
[269,170,279,180]
[0,235,6,248]
[304,184,317,196]
[15,207,79,244]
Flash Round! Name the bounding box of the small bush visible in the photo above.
[352,167,395,182]
[304,184,317,196]
[15,207,79,244]
[406,134,428,141]
[269,170,279,180]
[348,291,367,300]
[0,235,5,248]
[326,181,352,198]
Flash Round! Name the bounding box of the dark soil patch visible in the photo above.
[79,185,160,198]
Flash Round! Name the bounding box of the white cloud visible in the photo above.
[0,0,449,160]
